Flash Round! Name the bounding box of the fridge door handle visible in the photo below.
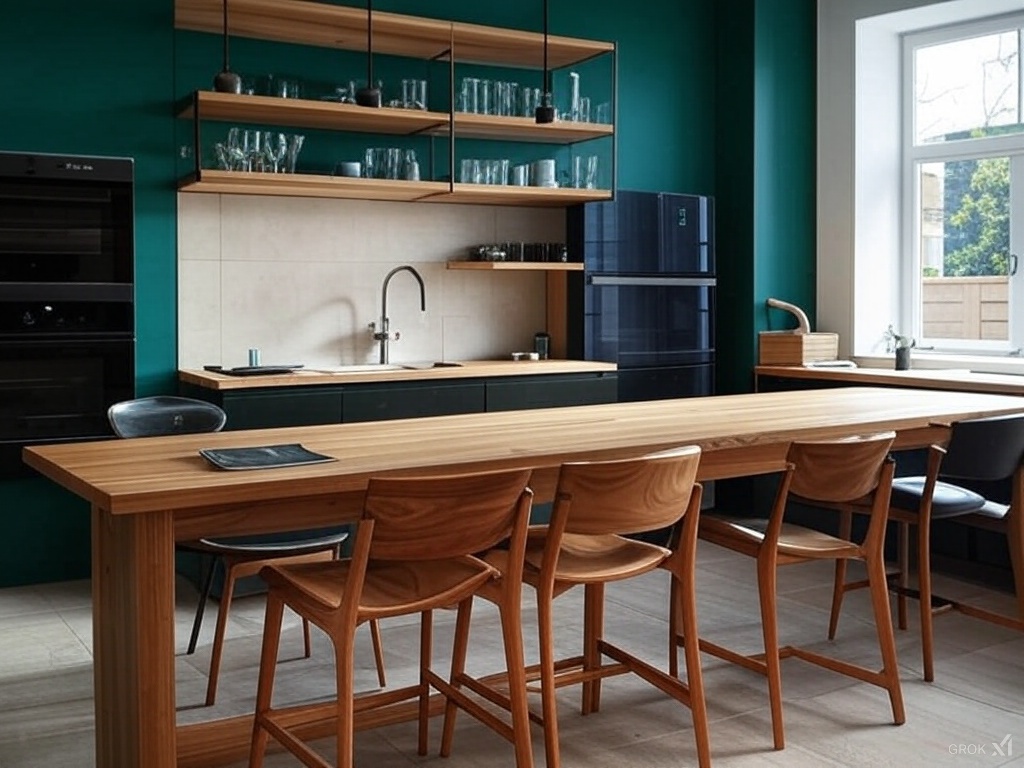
[588,275,717,287]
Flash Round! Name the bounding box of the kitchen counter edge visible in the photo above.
[181,359,618,390]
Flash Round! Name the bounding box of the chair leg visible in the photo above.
[418,610,433,757]
[828,509,852,640]
[499,590,535,768]
[334,625,358,768]
[675,571,711,768]
[369,619,386,688]
[302,617,313,658]
[440,599,474,758]
[917,519,935,683]
[582,582,605,716]
[249,593,285,768]
[668,577,680,679]
[897,522,910,631]
[537,586,561,768]
[865,552,906,724]
[756,553,785,750]
[205,559,238,707]
[187,554,218,655]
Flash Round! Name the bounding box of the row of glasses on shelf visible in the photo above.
[458,156,599,189]
[214,128,305,173]
[232,72,610,123]
[362,147,421,181]
[458,78,544,118]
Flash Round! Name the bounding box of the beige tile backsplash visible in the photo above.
[177,194,565,369]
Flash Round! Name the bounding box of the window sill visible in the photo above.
[853,352,1024,376]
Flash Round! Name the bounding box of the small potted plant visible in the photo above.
[884,324,915,370]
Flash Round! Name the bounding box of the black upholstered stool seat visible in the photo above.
[890,477,986,519]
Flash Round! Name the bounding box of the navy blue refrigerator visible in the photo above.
[567,190,715,402]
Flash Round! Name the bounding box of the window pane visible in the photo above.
[914,31,1020,144]
[919,158,1010,341]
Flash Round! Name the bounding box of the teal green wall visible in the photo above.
[714,0,816,396]
[1,0,814,586]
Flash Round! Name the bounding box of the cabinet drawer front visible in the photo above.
[343,382,485,423]
[223,390,343,430]
[486,374,617,412]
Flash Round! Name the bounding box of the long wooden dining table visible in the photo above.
[21,386,1024,768]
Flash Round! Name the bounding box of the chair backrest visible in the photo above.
[361,469,533,561]
[107,395,227,438]
[552,445,702,536]
[941,413,1024,481]
[787,432,896,504]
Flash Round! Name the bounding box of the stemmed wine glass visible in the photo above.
[263,132,286,173]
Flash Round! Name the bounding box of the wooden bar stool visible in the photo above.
[695,432,904,750]
[440,445,710,768]
[829,413,1024,682]
[248,468,536,768]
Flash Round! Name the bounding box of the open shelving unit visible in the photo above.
[174,0,616,207]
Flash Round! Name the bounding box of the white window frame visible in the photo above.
[902,15,1024,355]
[818,0,1024,373]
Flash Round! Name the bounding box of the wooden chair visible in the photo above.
[829,413,1024,682]
[107,395,386,706]
[248,468,536,768]
[695,432,904,750]
[441,445,710,768]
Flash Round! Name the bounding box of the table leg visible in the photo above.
[92,505,177,768]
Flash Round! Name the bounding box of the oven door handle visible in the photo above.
[587,275,717,287]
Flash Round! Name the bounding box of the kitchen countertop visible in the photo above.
[756,364,1024,395]
[180,359,618,390]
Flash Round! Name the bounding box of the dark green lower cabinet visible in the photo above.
[179,383,343,430]
[343,381,485,423]
[486,373,618,412]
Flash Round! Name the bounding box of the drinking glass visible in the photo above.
[578,96,591,123]
[363,147,376,178]
[263,131,286,173]
[462,77,480,113]
[459,158,481,184]
[283,134,304,173]
[403,149,420,181]
[386,148,402,179]
[595,101,612,124]
[480,79,492,115]
[510,164,530,186]
[585,155,599,189]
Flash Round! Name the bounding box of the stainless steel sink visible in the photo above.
[304,362,462,374]
[399,361,464,370]
[304,364,406,373]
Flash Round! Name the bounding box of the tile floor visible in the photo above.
[2,542,1024,767]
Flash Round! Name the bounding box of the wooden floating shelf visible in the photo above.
[433,184,611,207]
[175,0,613,69]
[437,113,613,144]
[178,171,612,207]
[447,261,584,271]
[180,92,449,135]
[182,92,613,144]
[179,170,450,202]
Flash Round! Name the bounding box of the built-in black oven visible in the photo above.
[0,152,135,477]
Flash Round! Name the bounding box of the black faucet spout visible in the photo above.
[375,265,426,364]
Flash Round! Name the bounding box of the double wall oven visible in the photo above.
[0,152,135,477]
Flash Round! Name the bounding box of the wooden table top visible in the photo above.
[23,387,1024,517]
